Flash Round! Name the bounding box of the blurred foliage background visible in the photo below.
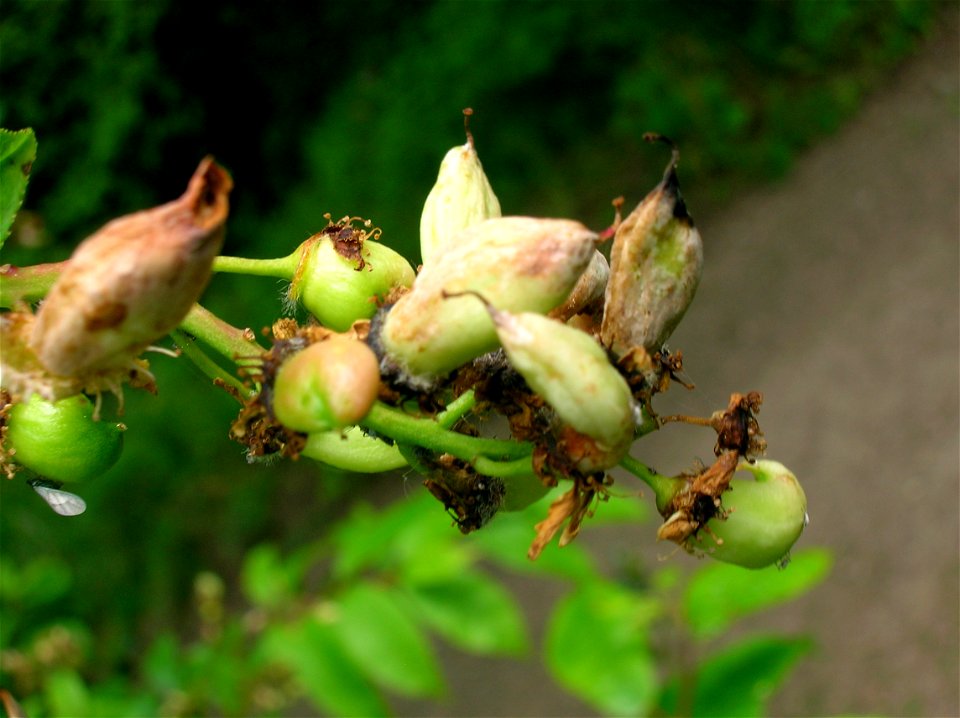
[0,0,941,715]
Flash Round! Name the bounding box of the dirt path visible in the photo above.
[666,15,960,715]
[397,14,959,717]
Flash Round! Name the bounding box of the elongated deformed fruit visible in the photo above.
[30,157,232,376]
[419,111,501,265]
[289,220,415,331]
[601,136,702,357]
[3,393,124,483]
[686,460,808,569]
[271,336,381,434]
[379,217,597,382]
[483,302,636,472]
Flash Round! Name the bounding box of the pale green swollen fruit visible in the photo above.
[688,460,808,569]
[420,140,501,265]
[381,217,597,382]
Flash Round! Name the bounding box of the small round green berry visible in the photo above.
[4,393,124,483]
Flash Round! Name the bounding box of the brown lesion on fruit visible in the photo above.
[84,300,128,331]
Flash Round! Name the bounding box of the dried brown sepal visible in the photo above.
[615,345,690,417]
[656,450,739,545]
[422,452,504,533]
[0,389,17,480]
[528,473,611,559]
[30,157,232,376]
[712,391,765,457]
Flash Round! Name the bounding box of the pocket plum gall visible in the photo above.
[30,157,232,376]
[379,216,597,383]
[601,136,703,358]
[419,112,502,265]
[483,303,636,473]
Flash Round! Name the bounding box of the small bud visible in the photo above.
[271,336,380,434]
[486,304,635,472]
[3,393,124,483]
[419,110,501,265]
[601,137,703,357]
[30,157,232,376]
[289,218,416,331]
[380,217,597,381]
[686,460,808,569]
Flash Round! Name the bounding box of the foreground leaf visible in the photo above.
[333,582,444,698]
[401,571,528,656]
[658,634,812,717]
[260,614,388,717]
[545,582,659,716]
[0,128,37,248]
[683,547,832,639]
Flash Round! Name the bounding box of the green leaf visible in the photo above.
[241,543,308,609]
[332,581,444,698]
[44,668,91,718]
[658,634,812,717]
[0,128,37,249]
[467,496,597,580]
[545,582,659,716]
[259,614,388,717]
[683,547,833,639]
[401,571,529,656]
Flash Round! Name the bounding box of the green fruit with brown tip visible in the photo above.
[687,460,808,569]
[4,393,124,482]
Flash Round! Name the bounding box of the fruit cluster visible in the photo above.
[0,119,808,568]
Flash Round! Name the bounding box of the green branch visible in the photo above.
[213,251,301,279]
[0,261,64,307]
[360,401,532,464]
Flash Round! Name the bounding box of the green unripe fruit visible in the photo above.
[302,425,407,473]
[271,337,381,434]
[5,393,124,482]
[688,460,808,569]
[291,234,415,332]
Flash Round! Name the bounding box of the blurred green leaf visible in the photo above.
[241,543,296,609]
[333,581,444,698]
[658,634,813,717]
[143,633,182,694]
[468,494,596,580]
[260,613,388,717]
[401,571,528,657]
[44,668,90,718]
[21,556,73,607]
[0,128,36,248]
[683,548,833,639]
[545,582,660,716]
